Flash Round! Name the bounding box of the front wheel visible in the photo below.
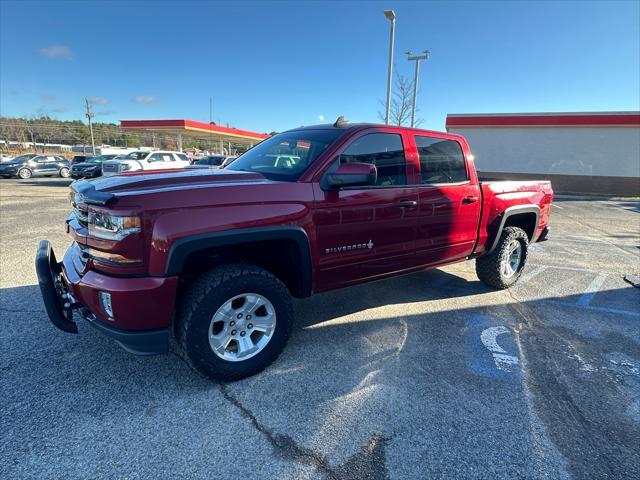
[59,167,70,178]
[176,263,293,381]
[476,226,529,289]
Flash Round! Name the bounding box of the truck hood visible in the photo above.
[71,169,268,205]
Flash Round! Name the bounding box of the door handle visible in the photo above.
[462,196,478,205]
[398,200,418,208]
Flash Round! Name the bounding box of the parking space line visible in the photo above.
[577,273,607,307]
[517,265,548,285]
[529,263,621,275]
[544,300,640,318]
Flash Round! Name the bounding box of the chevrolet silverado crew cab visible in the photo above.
[36,119,552,381]
[101,150,190,176]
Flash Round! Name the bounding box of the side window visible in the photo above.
[148,153,164,162]
[175,153,189,162]
[415,136,467,184]
[162,154,174,162]
[34,156,47,163]
[339,133,406,186]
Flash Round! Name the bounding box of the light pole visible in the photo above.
[405,50,430,128]
[383,10,396,125]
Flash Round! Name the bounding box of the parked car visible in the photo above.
[0,154,70,179]
[101,150,191,176]
[36,120,553,381]
[188,155,237,168]
[71,155,92,164]
[0,153,14,162]
[70,154,118,179]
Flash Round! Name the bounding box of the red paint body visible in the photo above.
[62,124,553,332]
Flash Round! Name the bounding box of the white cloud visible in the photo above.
[132,96,160,105]
[318,114,325,122]
[87,96,109,105]
[39,45,73,60]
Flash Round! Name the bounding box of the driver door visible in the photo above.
[312,130,419,291]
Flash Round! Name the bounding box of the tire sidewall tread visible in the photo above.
[176,263,293,382]
[476,226,529,289]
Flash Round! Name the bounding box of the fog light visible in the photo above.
[99,292,113,318]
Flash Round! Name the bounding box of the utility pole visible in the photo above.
[383,10,396,125]
[405,50,430,128]
[84,98,96,155]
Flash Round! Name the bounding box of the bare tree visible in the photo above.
[378,71,423,127]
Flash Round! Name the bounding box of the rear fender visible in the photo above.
[487,205,540,253]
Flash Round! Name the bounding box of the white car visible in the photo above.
[0,154,14,162]
[101,150,191,176]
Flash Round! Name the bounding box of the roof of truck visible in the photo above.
[288,122,456,138]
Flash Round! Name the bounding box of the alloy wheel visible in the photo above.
[208,293,277,362]
[501,240,522,278]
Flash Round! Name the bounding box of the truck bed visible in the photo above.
[474,177,554,255]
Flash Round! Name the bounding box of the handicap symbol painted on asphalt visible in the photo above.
[480,326,520,371]
[465,315,520,379]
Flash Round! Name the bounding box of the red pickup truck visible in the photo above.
[36,120,553,381]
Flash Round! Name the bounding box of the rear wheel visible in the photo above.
[176,263,293,381]
[18,168,32,179]
[476,226,529,289]
[59,167,70,178]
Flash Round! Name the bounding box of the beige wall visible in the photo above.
[449,126,640,179]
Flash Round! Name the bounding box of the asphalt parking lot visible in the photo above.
[1,177,639,479]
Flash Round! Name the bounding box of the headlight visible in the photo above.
[88,211,141,240]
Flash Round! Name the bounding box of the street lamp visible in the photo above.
[383,10,396,125]
[405,50,430,128]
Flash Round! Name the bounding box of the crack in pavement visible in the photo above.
[219,383,390,480]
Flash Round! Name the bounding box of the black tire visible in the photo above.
[476,226,529,289]
[18,168,32,179]
[176,263,293,381]
[59,167,70,178]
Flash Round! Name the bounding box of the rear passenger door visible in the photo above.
[147,152,177,170]
[32,156,57,175]
[313,130,419,290]
[174,153,191,167]
[412,135,481,266]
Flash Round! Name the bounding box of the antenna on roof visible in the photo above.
[333,115,348,128]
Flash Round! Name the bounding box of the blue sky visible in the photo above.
[1,0,638,132]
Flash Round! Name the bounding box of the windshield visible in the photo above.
[120,151,148,160]
[9,154,35,163]
[198,156,225,166]
[227,129,344,181]
[86,156,108,163]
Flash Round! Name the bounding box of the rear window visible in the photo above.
[415,136,467,184]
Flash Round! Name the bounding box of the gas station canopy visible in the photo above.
[120,119,270,152]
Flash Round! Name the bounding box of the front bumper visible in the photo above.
[35,240,177,355]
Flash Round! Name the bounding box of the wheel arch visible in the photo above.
[487,205,540,253]
[166,226,313,298]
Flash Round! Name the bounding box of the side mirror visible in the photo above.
[325,162,377,189]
